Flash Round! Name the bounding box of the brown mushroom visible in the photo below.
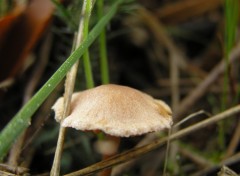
[52,84,172,175]
[53,84,172,136]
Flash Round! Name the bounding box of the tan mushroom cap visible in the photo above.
[52,84,172,137]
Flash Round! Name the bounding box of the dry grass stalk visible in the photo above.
[64,105,240,176]
[155,0,222,24]
[192,152,240,176]
[176,41,240,119]
[7,32,52,166]
[224,120,240,159]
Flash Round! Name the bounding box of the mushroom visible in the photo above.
[52,84,172,175]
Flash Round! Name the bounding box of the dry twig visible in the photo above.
[7,32,52,166]
[224,120,240,158]
[64,105,240,176]
[192,152,240,176]
[176,41,240,119]
[155,0,222,24]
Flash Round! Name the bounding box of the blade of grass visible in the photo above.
[97,0,110,84]
[219,0,239,150]
[0,0,124,161]
[224,0,238,57]
[222,0,238,110]
[83,0,95,88]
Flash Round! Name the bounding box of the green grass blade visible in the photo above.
[99,30,109,84]
[222,0,239,109]
[224,0,238,57]
[83,0,95,88]
[98,0,110,84]
[83,50,95,88]
[219,0,239,150]
[0,0,124,161]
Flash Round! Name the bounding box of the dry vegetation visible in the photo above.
[0,0,239,175]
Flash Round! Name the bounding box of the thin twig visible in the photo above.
[64,105,240,176]
[173,110,210,128]
[50,4,86,176]
[50,34,79,176]
[168,37,180,176]
[176,41,240,119]
[224,119,240,158]
[21,82,64,168]
[0,163,29,175]
[7,32,52,166]
[192,152,240,176]
[155,0,221,24]
[140,5,240,121]
[138,8,187,70]
[217,166,238,176]
[138,8,182,174]
[178,144,214,168]
[112,133,159,175]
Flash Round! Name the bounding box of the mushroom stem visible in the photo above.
[98,136,120,176]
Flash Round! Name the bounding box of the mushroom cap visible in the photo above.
[52,84,172,137]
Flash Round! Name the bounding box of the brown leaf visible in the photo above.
[0,0,55,82]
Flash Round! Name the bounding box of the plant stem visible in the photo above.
[50,126,68,176]
[83,0,95,88]
[219,0,239,150]
[50,59,79,176]
[50,0,95,175]
[97,0,110,84]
